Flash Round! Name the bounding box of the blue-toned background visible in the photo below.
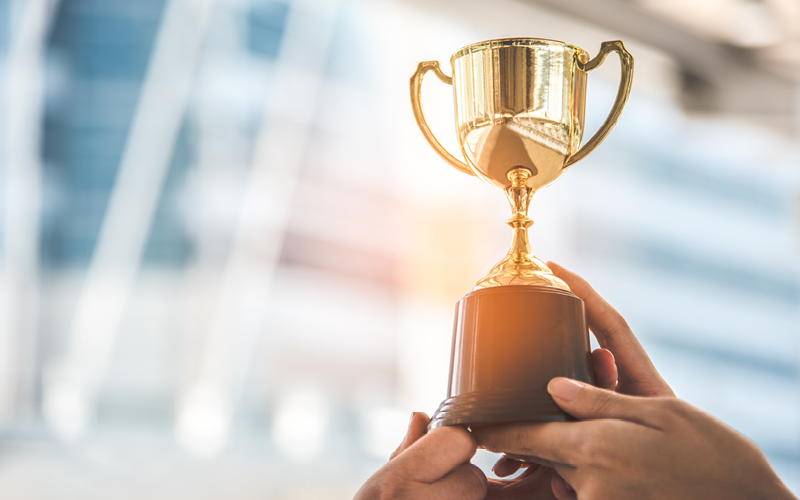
[0,0,797,498]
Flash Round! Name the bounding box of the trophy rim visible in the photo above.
[451,37,589,62]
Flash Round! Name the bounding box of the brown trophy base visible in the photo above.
[429,285,594,430]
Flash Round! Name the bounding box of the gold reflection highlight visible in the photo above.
[411,38,633,289]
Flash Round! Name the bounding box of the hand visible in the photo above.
[547,261,673,398]
[477,378,797,500]
[484,460,560,499]
[478,264,796,500]
[486,262,675,494]
[354,412,487,500]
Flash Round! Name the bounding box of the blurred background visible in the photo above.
[0,0,798,498]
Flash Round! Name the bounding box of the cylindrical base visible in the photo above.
[430,285,593,429]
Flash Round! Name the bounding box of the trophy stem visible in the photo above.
[506,167,535,255]
[473,168,569,290]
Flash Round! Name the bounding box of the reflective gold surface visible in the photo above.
[410,38,633,289]
[476,168,569,289]
[452,39,587,190]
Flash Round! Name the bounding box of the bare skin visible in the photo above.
[355,261,653,500]
[475,262,797,500]
[355,262,797,500]
[479,260,676,498]
[353,412,487,500]
[481,346,624,500]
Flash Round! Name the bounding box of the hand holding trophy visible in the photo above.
[409,38,633,444]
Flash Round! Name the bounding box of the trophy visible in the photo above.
[410,38,633,429]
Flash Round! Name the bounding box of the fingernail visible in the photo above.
[547,260,562,270]
[397,412,415,447]
[548,378,585,402]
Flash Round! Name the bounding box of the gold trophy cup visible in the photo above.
[410,38,633,428]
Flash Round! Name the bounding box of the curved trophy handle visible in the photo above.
[410,61,475,176]
[565,40,634,168]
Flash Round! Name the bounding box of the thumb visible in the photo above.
[391,426,480,483]
[390,412,430,460]
[548,377,656,421]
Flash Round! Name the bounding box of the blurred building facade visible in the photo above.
[0,0,797,498]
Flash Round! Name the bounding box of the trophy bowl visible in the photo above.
[410,38,633,429]
[453,38,590,191]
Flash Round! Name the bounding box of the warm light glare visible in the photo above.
[0,0,795,496]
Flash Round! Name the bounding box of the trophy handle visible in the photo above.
[565,40,634,168]
[410,61,475,177]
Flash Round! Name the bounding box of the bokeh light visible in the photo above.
[0,0,797,498]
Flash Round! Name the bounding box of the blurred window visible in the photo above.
[248,0,289,59]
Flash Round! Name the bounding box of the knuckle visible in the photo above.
[662,397,687,417]
[584,392,616,417]
[647,397,686,429]
[605,316,632,340]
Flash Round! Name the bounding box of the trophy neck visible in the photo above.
[474,168,569,291]
[505,167,534,224]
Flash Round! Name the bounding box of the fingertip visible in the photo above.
[546,261,574,279]
[421,413,431,428]
[597,347,615,361]
[546,262,595,298]
[410,411,431,435]
[591,348,619,390]
[391,411,433,460]
[591,347,617,370]
[427,425,477,460]
[492,455,523,477]
[547,377,585,403]
[407,411,417,434]
[546,260,563,271]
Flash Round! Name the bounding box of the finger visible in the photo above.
[486,465,554,499]
[390,412,430,460]
[474,421,587,466]
[551,474,577,500]
[548,377,657,422]
[429,463,487,500]
[392,425,477,482]
[492,455,524,477]
[547,261,632,349]
[548,261,674,397]
[476,381,661,463]
[591,348,618,391]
